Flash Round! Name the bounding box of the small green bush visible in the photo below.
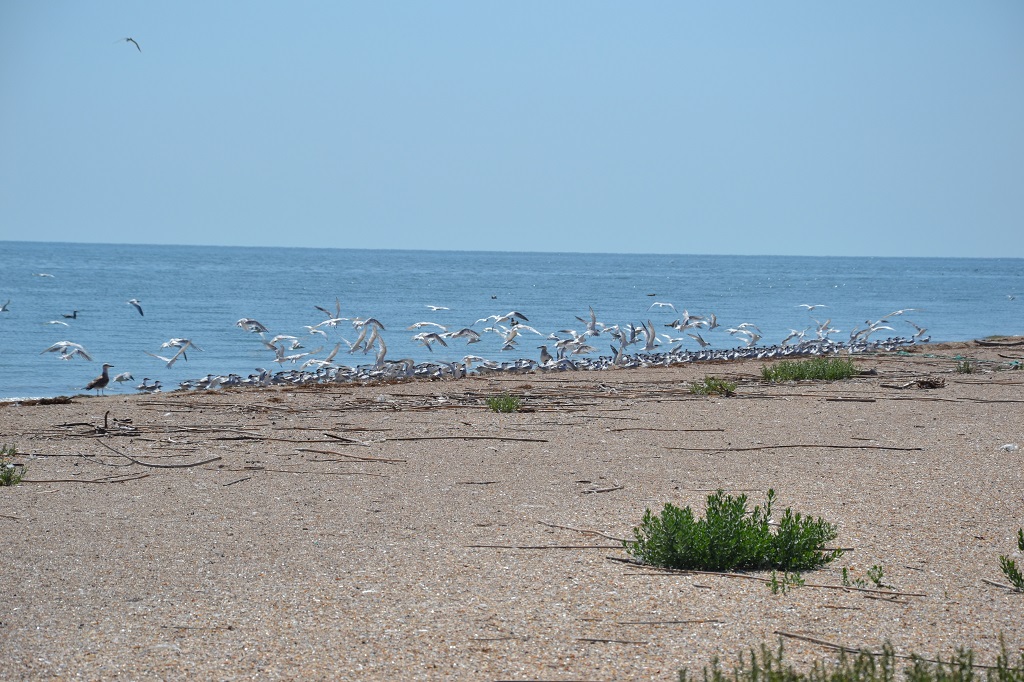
[954,358,975,374]
[0,444,24,487]
[679,640,1024,682]
[625,489,843,572]
[999,529,1024,592]
[691,376,737,396]
[486,393,522,413]
[761,357,858,382]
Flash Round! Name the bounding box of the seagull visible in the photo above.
[799,304,827,311]
[425,305,450,311]
[124,37,141,52]
[127,299,144,316]
[145,341,193,368]
[113,372,134,384]
[33,273,54,278]
[85,364,114,395]
[44,320,69,326]
[0,300,10,312]
[314,298,341,318]
[444,328,482,344]
[407,321,447,331]
[647,301,677,313]
[136,378,161,393]
[41,341,92,361]
[412,332,448,351]
[236,318,269,333]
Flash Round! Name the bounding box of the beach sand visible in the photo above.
[2,339,1023,680]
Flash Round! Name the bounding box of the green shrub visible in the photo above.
[999,529,1024,592]
[0,444,24,487]
[625,489,843,572]
[761,357,858,382]
[691,376,737,396]
[485,393,522,413]
[954,358,975,374]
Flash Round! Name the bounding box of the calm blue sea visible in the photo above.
[0,241,1021,400]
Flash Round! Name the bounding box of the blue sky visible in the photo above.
[2,2,1022,257]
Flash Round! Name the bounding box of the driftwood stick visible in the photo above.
[387,435,549,443]
[774,630,1006,669]
[222,477,252,487]
[577,637,648,645]
[608,558,925,596]
[0,513,21,520]
[538,520,630,543]
[323,432,369,446]
[616,619,722,625]
[297,447,405,463]
[468,544,624,549]
[609,427,725,433]
[666,444,922,453]
[94,437,221,468]
[219,466,385,477]
[981,577,1021,591]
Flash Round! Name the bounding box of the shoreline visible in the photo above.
[6,335,1023,405]
[3,338,1023,678]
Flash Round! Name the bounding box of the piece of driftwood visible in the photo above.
[667,444,922,453]
[774,630,1005,669]
[468,544,623,549]
[577,637,648,645]
[296,447,404,463]
[538,520,629,543]
[615,619,722,625]
[609,557,925,596]
[881,377,945,389]
[975,339,1024,347]
[386,435,549,443]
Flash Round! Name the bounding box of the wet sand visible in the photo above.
[2,339,1023,680]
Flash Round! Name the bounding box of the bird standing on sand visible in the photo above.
[85,364,114,395]
[128,299,144,316]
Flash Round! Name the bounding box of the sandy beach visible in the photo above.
[2,340,1023,680]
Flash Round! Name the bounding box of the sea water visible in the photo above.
[0,241,1021,400]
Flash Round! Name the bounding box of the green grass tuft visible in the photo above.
[954,358,976,374]
[0,444,25,487]
[761,357,859,382]
[485,393,522,413]
[678,640,1024,682]
[625,489,843,572]
[690,376,737,396]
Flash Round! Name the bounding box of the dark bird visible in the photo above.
[125,37,141,52]
[85,363,114,395]
[61,310,79,319]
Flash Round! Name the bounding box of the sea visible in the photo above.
[0,241,1021,401]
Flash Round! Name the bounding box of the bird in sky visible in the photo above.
[124,37,141,52]
[128,299,144,316]
[799,304,827,311]
[41,341,93,361]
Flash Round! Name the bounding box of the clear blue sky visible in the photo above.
[2,2,1022,257]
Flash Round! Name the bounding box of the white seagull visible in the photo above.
[41,341,93,361]
[128,299,144,316]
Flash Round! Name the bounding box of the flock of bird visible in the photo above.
[5,293,932,395]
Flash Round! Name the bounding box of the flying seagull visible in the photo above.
[125,37,141,52]
[128,298,144,316]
